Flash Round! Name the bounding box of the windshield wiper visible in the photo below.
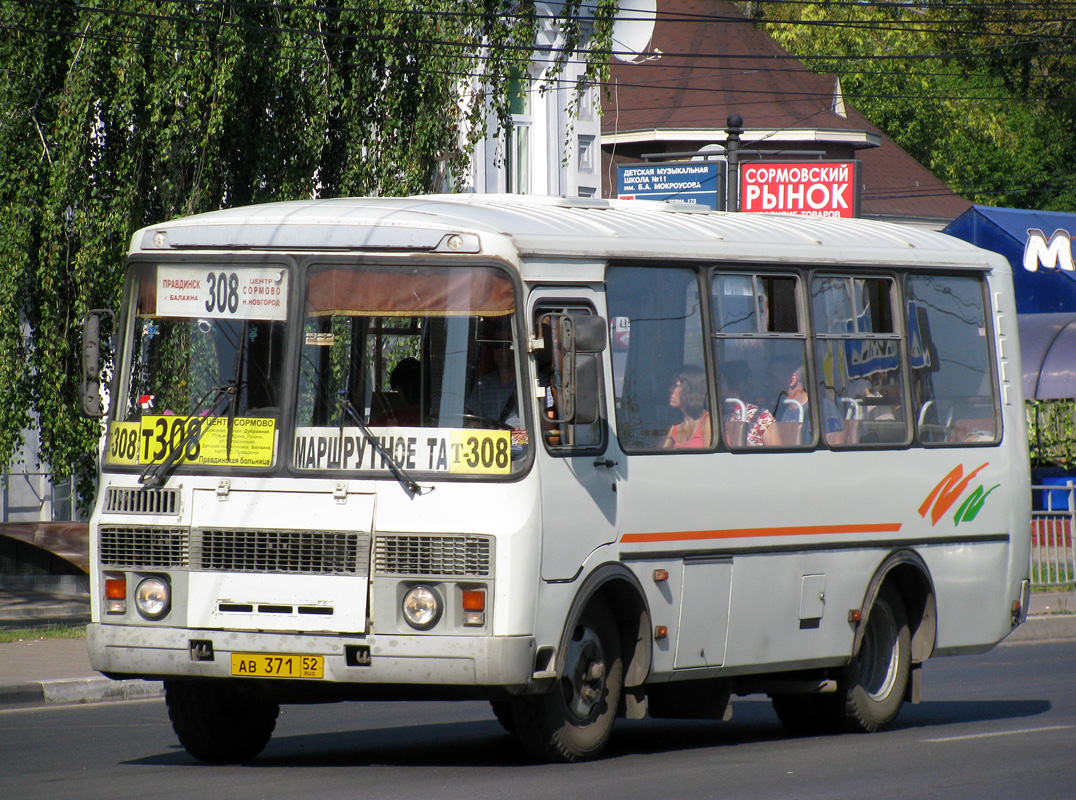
[339,395,430,496]
[138,382,237,489]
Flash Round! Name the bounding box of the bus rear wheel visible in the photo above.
[771,584,910,736]
[841,583,911,732]
[165,680,279,763]
[509,597,623,762]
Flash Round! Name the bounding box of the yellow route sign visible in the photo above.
[105,416,276,467]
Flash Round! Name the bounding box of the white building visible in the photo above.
[465,2,603,199]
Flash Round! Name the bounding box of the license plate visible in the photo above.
[231,653,324,679]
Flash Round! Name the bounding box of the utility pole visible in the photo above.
[725,114,743,212]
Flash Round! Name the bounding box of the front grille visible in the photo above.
[99,526,189,568]
[103,487,180,515]
[374,535,492,577]
[194,529,368,576]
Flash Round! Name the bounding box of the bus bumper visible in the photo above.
[87,623,537,688]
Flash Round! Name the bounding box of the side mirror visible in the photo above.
[543,313,607,427]
[565,316,606,426]
[80,310,113,418]
[572,316,607,353]
[573,352,601,425]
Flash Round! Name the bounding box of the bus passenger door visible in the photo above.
[532,298,621,581]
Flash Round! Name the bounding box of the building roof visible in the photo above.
[602,0,972,226]
[605,0,866,139]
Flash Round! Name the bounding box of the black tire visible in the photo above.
[489,699,516,734]
[509,596,623,762]
[771,584,911,736]
[165,680,280,763]
[840,583,911,732]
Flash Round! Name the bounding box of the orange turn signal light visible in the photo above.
[461,589,486,612]
[105,578,127,599]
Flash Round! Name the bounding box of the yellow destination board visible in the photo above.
[105,416,276,468]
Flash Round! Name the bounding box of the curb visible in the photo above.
[1003,614,1076,643]
[0,678,163,709]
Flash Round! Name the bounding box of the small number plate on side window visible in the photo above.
[230,653,324,679]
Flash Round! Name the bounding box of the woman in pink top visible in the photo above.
[663,365,712,449]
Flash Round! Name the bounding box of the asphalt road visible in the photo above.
[1,639,1072,800]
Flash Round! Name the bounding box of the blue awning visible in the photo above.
[945,205,1076,315]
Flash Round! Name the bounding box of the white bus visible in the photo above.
[81,195,1031,763]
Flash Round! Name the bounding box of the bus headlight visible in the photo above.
[402,585,442,630]
[134,576,171,620]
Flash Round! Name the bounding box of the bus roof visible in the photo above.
[131,194,1003,271]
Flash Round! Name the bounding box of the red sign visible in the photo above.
[740,161,859,218]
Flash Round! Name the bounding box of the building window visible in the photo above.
[578,135,595,173]
[506,72,531,194]
[576,83,596,121]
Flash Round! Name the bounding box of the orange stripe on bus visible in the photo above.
[619,523,903,544]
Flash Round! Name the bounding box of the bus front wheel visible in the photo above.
[510,597,623,762]
[165,679,279,763]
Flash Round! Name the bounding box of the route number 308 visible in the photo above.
[462,434,510,471]
[142,417,206,463]
[109,426,139,461]
[205,272,239,315]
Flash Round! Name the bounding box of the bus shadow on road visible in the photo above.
[893,699,1053,730]
[129,720,532,768]
[126,697,1054,768]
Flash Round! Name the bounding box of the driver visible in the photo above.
[466,319,519,428]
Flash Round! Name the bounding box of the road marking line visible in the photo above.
[924,725,1073,743]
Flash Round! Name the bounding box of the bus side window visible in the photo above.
[712,272,811,449]
[810,275,909,447]
[607,266,710,451]
[905,274,999,445]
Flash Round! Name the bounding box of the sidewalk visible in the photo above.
[0,588,163,708]
[1,588,1074,710]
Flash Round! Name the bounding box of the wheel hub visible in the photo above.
[561,624,606,721]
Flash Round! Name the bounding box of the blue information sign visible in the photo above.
[617,162,723,210]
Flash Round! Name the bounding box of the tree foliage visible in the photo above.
[740,1,1076,211]
[0,0,614,510]
[1027,401,1076,469]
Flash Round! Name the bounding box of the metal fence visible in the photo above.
[1031,482,1076,588]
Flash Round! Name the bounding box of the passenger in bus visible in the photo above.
[662,365,712,449]
[772,363,844,445]
[720,360,775,447]
[372,357,422,427]
[466,327,520,429]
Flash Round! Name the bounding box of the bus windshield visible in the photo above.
[106,264,289,472]
[293,263,527,477]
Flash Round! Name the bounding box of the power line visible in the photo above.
[6,1,1074,66]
